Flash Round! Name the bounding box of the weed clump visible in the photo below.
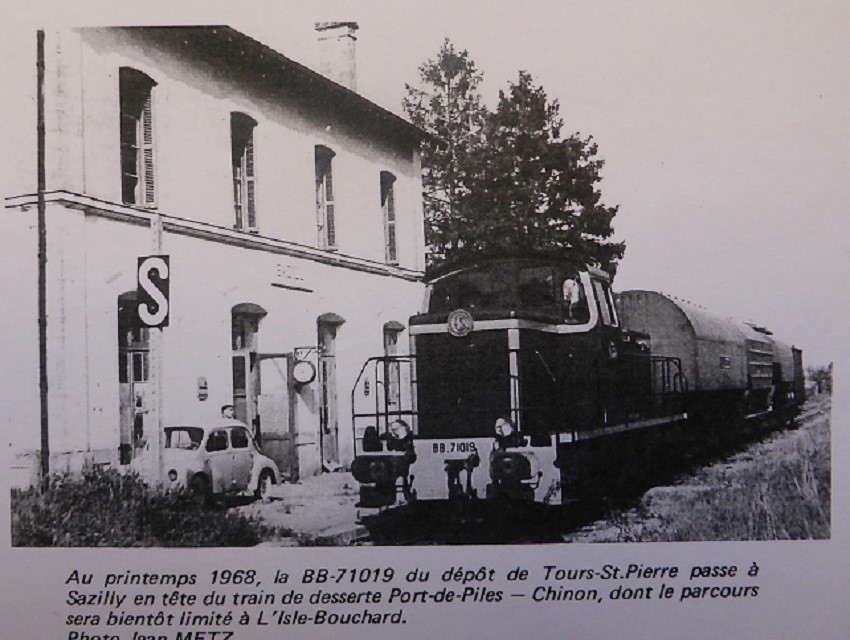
[11,467,270,547]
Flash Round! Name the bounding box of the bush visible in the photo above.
[11,467,270,547]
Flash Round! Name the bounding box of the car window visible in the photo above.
[165,427,204,450]
[206,429,229,452]
[230,427,249,449]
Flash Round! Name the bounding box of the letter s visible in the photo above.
[138,256,169,326]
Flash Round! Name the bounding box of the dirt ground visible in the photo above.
[237,470,364,546]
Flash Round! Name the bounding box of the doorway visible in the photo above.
[318,313,345,469]
[117,292,149,464]
[257,353,299,481]
[231,304,266,441]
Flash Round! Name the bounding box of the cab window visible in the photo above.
[561,275,590,324]
[430,264,513,311]
[605,286,619,326]
[230,427,250,449]
[206,429,229,452]
[518,266,556,308]
[592,280,617,326]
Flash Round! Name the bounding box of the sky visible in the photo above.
[7,0,850,366]
[237,1,850,368]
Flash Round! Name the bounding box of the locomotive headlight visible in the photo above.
[389,419,411,440]
[494,417,514,437]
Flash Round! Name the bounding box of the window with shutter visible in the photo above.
[315,146,337,250]
[119,68,157,208]
[231,112,258,232]
[381,171,398,264]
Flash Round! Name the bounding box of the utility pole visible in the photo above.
[147,213,164,484]
[36,29,50,482]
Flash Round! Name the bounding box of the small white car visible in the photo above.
[162,420,280,503]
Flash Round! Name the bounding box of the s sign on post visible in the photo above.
[137,223,169,482]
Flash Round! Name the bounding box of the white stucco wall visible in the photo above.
[74,28,424,271]
[4,26,427,483]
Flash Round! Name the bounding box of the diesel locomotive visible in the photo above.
[350,254,804,510]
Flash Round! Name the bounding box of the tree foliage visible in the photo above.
[402,40,487,262]
[405,44,625,272]
[807,363,833,395]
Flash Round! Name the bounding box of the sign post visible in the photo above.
[137,229,169,484]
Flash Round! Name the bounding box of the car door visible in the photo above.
[205,428,233,492]
[230,426,254,490]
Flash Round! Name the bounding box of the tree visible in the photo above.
[405,44,625,272]
[402,40,487,264]
[468,71,624,269]
[807,363,833,395]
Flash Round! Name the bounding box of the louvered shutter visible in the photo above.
[141,93,156,207]
[382,172,397,263]
[245,133,256,229]
[315,147,337,249]
[325,161,335,248]
[386,184,397,263]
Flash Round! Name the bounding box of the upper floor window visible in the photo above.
[231,113,258,231]
[315,146,336,249]
[119,68,157,207]
[381,171,398,264]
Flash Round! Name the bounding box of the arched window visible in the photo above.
[119,68,157,207]
[380,171,398,264]
[231,113,258,231]
[315,146,337,249]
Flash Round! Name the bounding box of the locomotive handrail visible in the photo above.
[351,355,418,453]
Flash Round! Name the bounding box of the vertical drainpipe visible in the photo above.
[37,30,50,481]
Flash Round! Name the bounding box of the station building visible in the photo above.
[2,25,427,486]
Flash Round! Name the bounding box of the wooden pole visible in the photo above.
[37,29,50,482]
[148,214,164,484]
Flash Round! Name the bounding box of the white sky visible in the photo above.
[10,0,850,366]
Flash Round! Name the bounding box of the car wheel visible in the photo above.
[255,469,275,501]
[189,474,211,508]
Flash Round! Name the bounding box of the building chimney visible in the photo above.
[314,21,359,91]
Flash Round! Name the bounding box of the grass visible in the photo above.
[583,396,832,542]
[11,467,274,547]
